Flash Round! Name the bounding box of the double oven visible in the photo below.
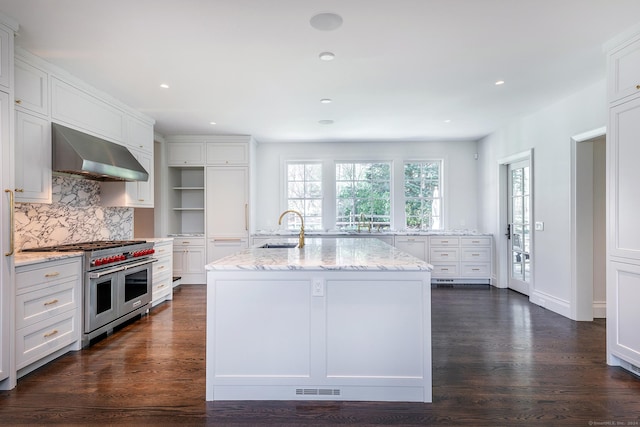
[23,240,156,347]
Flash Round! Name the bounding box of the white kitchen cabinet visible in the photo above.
[14,111,51,203]
[207,237,248,263]
[173,237,206,284]
[606,29,640,374]
[206,140,249,165]
[429,236,492,285]
[101,148,154,208]
[0,23,11,89]
[151,239,173,307]
[126,116,153,153]
[608,32,640,104]
[168,167,205,235]
[167,142,205,166]
[15,257,82,377]
[394,236,428,261]
[14,58,48,116]
[0,17,16,390]
[51,77,126,143]
[206,166,249,262]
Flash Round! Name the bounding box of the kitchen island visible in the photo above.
[205,238,432,402]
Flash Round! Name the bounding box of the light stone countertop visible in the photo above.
[15,251,84,268]
[252,229,491,237]
[206,237,432,272]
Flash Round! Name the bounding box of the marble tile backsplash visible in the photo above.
[15,175,133,250]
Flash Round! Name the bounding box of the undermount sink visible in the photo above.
[259,243,298,249]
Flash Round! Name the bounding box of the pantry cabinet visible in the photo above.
[606,28,640,372]
[15,257,82,377]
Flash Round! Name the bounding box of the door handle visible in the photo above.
[505,224,511,240]
[4,189,14,256]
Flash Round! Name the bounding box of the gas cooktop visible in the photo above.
[22,240,146,252]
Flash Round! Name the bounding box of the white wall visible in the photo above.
[254,140,480,232]
[477,80,607,317]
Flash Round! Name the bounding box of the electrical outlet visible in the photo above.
[312,278,324,297]
[535,221,544,231]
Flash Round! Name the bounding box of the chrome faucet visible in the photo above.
[278,210,305,248]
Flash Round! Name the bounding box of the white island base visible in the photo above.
[206,267,432,402]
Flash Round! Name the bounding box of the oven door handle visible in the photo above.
[123,258,158,270]
[88,265,126,279]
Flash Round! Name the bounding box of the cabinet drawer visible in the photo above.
[153,256,172,277]
[430,248,459,262]
[153,274,172,295]
[431,263,459,277]
[16,279,78,329]
[460,263,491,277]
[430,237,459,246]
[16,258,81,293]
[16,310,78,370]
[173,237,205,246]
[461,247,490,262]
[460,236,491,247]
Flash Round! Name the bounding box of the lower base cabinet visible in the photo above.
[151,239,173,307]
[15,257,82,377]
[173,237,206,284]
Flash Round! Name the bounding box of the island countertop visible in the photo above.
[205,237,432,271]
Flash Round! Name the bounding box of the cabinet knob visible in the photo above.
[15,99,22,104]
[636,84,640,90]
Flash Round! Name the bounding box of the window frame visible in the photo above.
[283,161,324,231]
[403,160,444,231]
[334,160,393,231]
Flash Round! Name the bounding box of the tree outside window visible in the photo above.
[404,161,442,230]
[336,162,391,230]
[286,162,322,230]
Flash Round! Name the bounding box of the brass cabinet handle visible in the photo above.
[44,329,59,338]
[4,189,14,256]
[44,299,59,306]
[45,272,60,278]
[15,99,22,104]
[636,84,640,90]
[15,188,24,192]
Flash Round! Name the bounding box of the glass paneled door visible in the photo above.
[507,160,531,295]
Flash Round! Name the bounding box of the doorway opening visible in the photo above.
[571,128,606,321]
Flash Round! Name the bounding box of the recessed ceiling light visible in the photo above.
[160,83,170,89]
[318,119,334,125]
[320,98,332,104]
[210,121,217,125]
[495,80,505,86]
[319,51,335,61]
[310,13,343,31]
[444,119,452,123]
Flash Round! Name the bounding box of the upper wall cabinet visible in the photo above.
[14,58,48,116]
[14,111,51,203]
[608,33,640,104]
[206,139,249,165]
[167,143,205,166]
[0,24,11,89]
[51,77,126,143]
[126,116,153,153]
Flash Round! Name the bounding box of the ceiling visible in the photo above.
[1,0,640,143]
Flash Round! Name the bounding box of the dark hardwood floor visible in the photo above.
[1,284,639,426]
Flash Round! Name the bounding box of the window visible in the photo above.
[404,161,442,230]
[336,162,391,230]
[285,162,322,230]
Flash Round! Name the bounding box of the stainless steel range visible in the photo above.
[23,240,156,347]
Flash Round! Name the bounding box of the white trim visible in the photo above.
[570,127,606,321]
[496,149,534,291]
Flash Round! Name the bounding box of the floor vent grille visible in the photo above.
[631,364,640,375]
[295,388,341,396]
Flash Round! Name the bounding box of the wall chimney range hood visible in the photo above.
[52,123,149,182]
